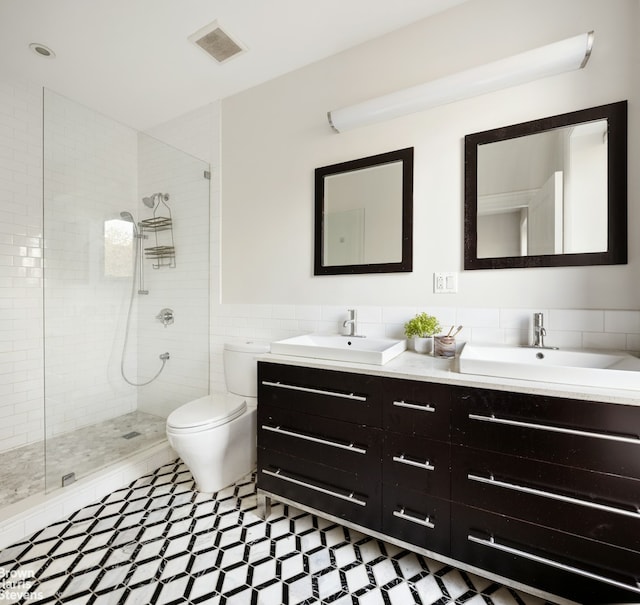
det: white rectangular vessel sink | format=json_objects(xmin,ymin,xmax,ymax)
[
  {"xmin": 459, "ymin": 343, "xmax": 640, "ymax": 390},
  {"xmin": 270, "ymin": 334, "xmax": 406, "ymax": 365}
]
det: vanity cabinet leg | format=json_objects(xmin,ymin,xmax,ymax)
[{"xmin": 257, "ymin": 493, "xmax": 271, "ymax": 519}]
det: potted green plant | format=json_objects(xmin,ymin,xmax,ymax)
[{"xmin": 404, "ymin": 312, "xmax": 441, "ymax": 354}]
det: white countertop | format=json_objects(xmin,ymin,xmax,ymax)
[{"xmin": 260, "ymin": 350, "xmax": 640, "ymax": 406}]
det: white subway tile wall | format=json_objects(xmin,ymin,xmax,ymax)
[
  {"xmin": 135, "ymin": 133, "xmax": 210, "ymax": 418},
  {"xmin": 43, "ymin": 89, "xmax": 139, "ymax": 439},
  {"xmin": 210, "ymin": 304, "xmax": 640, "ymax": 392},
  {"xmin": 0, "ymin": 77, "xmax": 44, "ymax": 453}
]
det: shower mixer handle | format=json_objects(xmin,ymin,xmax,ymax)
[{"xmin": 156, "ymin": 308, "xmax": 174, "ymax": 327}]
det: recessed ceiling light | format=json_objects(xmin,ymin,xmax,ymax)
[{"xmin": 29, "ymin": 43, "xmax": 56, "ymax": 58}]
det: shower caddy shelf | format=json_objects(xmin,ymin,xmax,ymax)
[{"xmin": 140, "ymin": 199, "xmax": 175, "ymax": 269}]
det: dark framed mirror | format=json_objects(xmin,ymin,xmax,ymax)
[
  {"xmin": 314, "ymin": 147, "xmax": 413, "ymax": 275},
  {"xmin": 464, "ymin": 101, "xmax": 627, "ymax": 270}
]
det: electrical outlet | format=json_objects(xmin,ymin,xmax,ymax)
[{"xmin": 434, "ymin": 272, "xmax": 458, "ymax": 293}]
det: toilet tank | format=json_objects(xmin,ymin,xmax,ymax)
[{"xmin": 223, "ymin": 341, "xmax": 270, "ymax": 397}]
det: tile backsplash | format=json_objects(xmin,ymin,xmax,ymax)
[{"xmin": 209, "ymin": 303, "xmax": 640, "ymax": 392}]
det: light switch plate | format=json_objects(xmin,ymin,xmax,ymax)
[{"xmin": 434, "ymin": 272, "xmax": 458, "ymax": 293}]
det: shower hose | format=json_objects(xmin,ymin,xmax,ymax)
[{"xmin": 120, "ymin": 225, "xmax": 169, "ymax": 387}]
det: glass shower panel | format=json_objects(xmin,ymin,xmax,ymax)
[
  {"xmin": 135, "ymin": 133, "xmax": 210, "ymax": 419},
  {"xmin": 0, "ymin": 95, "xmax": 45, "ymax": 512},
  {"xmin": 43, "ymin": 90, "xmax": 210, "ymax": 492}
]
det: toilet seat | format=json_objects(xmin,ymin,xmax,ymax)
[{"xmin": 166, "ymin": 393, "xmax": 247, "ymax": 433}]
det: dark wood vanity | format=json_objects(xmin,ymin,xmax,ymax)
[
  {"xmin": 450, "ymin": 386, "xmax": 640, "ymax": 603},
  {"xmin": 256, "ymin": 360, "xmax": 640, "ymax": 604}
]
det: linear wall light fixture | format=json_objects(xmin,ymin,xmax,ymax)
[{"xmin": 328, "ymin": 31, "xmax": 594, "ymax": 133}]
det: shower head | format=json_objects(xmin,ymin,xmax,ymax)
[
  {"xmin": 120, "ymin": 211, "xmax": 139, "ymax": 236},
  {"xmin": 142, "ymin": 192, "xmax": 169, "ymax": 208}
]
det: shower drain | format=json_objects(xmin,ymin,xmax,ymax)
[{"xmin": 122, "ymin": 431, "xmax": 141, "ymax": 439}]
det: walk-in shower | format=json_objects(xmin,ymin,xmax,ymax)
[{"xmin": 0, "ymin": 90, "xmax": 210, "ymax": 513}]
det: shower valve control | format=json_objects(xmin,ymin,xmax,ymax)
[{"xmin": 156, "ymin": 308, "xmax": 174, "ymax": 327}]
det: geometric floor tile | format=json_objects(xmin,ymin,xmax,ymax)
[{"xmin": 0, "ymin": 460, "xmax": 554, "ymax": 604}]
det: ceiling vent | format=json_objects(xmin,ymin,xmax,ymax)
[{"xmin": 189, "ymin": 20, "xmax": 246, "ymax": 64}]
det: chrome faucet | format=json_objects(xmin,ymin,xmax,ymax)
[
  {"xmin": 532, "ymin": 312, "xmax": 558, "ymax": 349},
  {"xmin": 343, "ymin": 309, "xmax": 359, "ymax": 337},
  {"xmin": 533, "ymin": 313, "xmax": 546, "ymax": 347}
]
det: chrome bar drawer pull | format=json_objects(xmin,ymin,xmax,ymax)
[
  {"xmin": 261, "ymin": 424, "xmax": 367, "ymax": 454},
  {"xmin": 393, "ymin": 400, "xmax": 436, "ymax": 413},
  {"xmin": 393, "ymin": 454, "xmax": 435, "ymax": 471},
  {"xmin": 262, "ymin": 380, "xmax": 367, "ymax": 402},
  {"xmin": 262, "ymin": 468, "xmax": 366, "ymax": 506},
  {"xmin": 468, "ymin": 534, "xmax": 640, "ymax": 595},
  {"xmin": 469, "ymin": 413, "xmax": 640, "ymax": 445},
  {"xmin": 468, "ymin": 473, "xmax": 640, "ymax": 519},
  {"xmin": 393, "ymin": 508, "xmax": 435, "ymax": 529}
]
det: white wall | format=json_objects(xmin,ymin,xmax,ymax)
[
  {"xmin": 135, "ymin": 133, "xmax": 210, "ymax": 417},
  {"xmin": 564, "ymin": 124, "xmax": 608, "ymax": 253},
  {"xmin": 43, "ymin": 89, "xmax": 139, "ymax": 437},
  {"xmin": 0, "ymin": 76, "xmax": 43, "ymax": 452},
  {"xmin": 220, "ymin": 0, "xmax": 639, "ymax": 311},
  {"xmin": 144, "ymin": 102, "xmax": 223, "ymax": 393},
  {"xmin": 144, "ymin": 103, "xmax": 217, "ymax": 168}
]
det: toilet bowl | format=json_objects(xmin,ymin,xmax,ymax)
[{"xmin": 166, "ymin": 341, "xmax": 269, "ymax": 493}]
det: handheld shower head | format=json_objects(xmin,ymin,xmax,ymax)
[{"xmin": 120, "ymin": 211, "xmax": 139, "ymax": 236}]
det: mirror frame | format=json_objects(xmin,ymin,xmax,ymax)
[
  {"xmin": 314, "ymin": 147, "xmax": 413, "ymax": 275},
  {"xmin": 464, "ymin": 101, "xmax": 627, "ymax": 270}
]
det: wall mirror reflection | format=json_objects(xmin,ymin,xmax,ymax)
[
  {"xmin": 464, "ymin": 101, "xmax": 627, "ymax": 270},
  {"xmin": 314, "ymin": 147, "xmax": 413, "ymax": 275}
]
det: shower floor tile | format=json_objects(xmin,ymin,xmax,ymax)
[
  {"xmin": 0, "ymin": 412, "xmax": 166, "ymax": 509},
  {"xmin": 0, "ymin": 460, "xmax": 554, "ymax": 605}
]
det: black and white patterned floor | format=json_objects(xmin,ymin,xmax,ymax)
[{"xmin": 0, "ymin": 460, "xmax": 552, "ymax": 604}]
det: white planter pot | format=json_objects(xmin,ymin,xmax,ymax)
[{"xmin": 413, "ymin": 336, "xmax": 434, "ymax": 354}]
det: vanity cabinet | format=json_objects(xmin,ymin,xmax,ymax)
[
  {"xmin": 257, "ymin": 361, "xmax": 640, "ymax": 603},
  {"xmin": 451, "ymin": 387, "xmax": 640, "ymax": 478},
  {"xmin": 451, "ymin": 386, "xmax": 640, "ymax": 604},
  {"xmin": 257, "ymin": 363, "xmax": 452, "ymax": 554},
  {"xmin": 257, "ymin": 362, "xmax": 384, "ymax": 529},
  {"xmin": 380, "ymin": 378, "xmax": 451, "ymax": 553}
]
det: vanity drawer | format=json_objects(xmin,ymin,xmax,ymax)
[
  {"xmin": 451, "ymin": 503, "xmax": 640, "ymax": 604},
  {"xmin": 452, "ymin": 387, "xmax": 640, "ymax": 478},
  {"xmin": 382, "ymin": 377, "xmax": 451, "ymax": 439},
  {"xmin": 452, "ymin": 445, "xmax": 640, "ymax": 553},
  {"xmin": 259, "ymin": 362, "xmax": 382, "ymax": 426},
  {"xmin": 382, "ymin": 485, "xmax": 449, "ymax": 555},
  {"xmin": 383, "ymin": 432, "xmax": 449, "ymax": 498},
  {"xmin": 258, "ymin": 448, "xmax": 381, "ymax": 530},
  {"xmin": 258, "ymin": 404, "xmax": 382, "ymax": 477}
]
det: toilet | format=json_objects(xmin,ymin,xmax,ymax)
[{"xmin": 166, "ymin": 341, "xmax": 269, "ymax": 493}]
